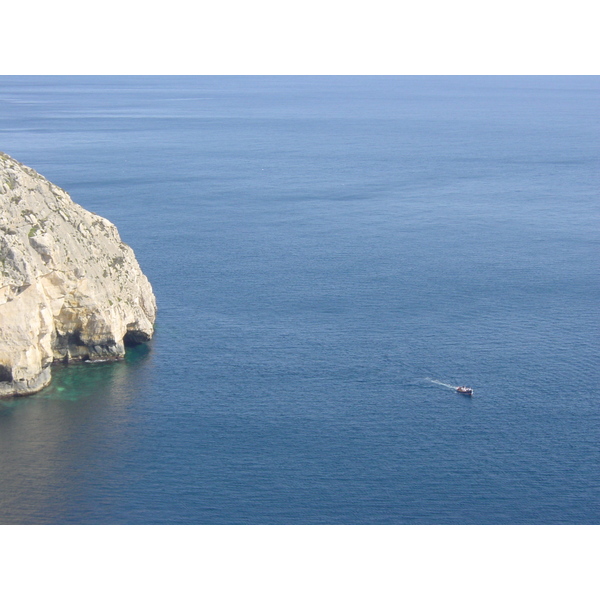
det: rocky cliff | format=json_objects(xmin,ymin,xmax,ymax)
[{"xmin": 0, "ymin": 152, "xmax": 156, "ymax": 397}]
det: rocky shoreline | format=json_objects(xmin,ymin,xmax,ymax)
[{"xmin": 0, "ymin": 152, "xmax": 156, "ymax": 397}]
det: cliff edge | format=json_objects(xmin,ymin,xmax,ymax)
[{"xmin": 0, "ymin": 152, "xmax": 156, "ymax": 397}]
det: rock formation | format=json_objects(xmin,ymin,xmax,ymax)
[{"xmin": 0, "ymin": 152, "xmax": 156, "ymax": 397}]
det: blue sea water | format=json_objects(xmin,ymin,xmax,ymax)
[{"xmin": 0, "ymin": 76, "xmax": 598, "ymax": 524}]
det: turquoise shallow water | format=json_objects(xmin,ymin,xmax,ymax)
[{"xmin": 0, "ymin": 76, "xmax": 599, "ymax": 523}]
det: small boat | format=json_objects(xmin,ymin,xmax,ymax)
[{"xmin": 456, "ymin": 386, "xmax": 473, "ymax": 395}]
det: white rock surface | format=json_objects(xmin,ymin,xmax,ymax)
[{"xmin": 0, "ymin": 152, "xmax": 156, "ymax": 397}]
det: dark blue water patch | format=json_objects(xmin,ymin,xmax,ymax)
[{"xmin": 0, "ymin": 76, "xmax": 599, "ymax": 524}]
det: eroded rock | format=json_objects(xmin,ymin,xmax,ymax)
[{"xmin": 0, "ymin": 152, "xmax": 156, "ymax": 397}]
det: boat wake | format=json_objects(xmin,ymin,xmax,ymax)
[
  {"xmin": 427, "ymin": 379, "xmax": 474, "ymax": 396},
  {"xmin": 427, "ymin": 379, "xmax": 458, "ymax": 390}
]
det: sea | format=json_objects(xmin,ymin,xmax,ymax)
[{"xmin": 0, "ymin": 76, "xmax": 598, "ymax": 524}]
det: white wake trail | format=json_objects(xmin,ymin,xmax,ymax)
[{"xmin": 428, "ymin": 379, "xmax": 457, "ymax": 390}]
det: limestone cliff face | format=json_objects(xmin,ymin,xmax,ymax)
[{"xmin": 0, "ymin": 152, "xmax": 156, "ymax": 397}]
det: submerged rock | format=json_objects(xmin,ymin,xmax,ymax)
[{"xmin": 0, "ymin": 152, "xmax": 156, "ymax": 397}]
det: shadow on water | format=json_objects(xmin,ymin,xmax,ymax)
[
  {"xmin": 0, "ymin": 343, "xmax": 152, "ymax": 412},
  {"xmin": 0, "ymin": 343, "xmax": 153, "ymax": 524}
]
